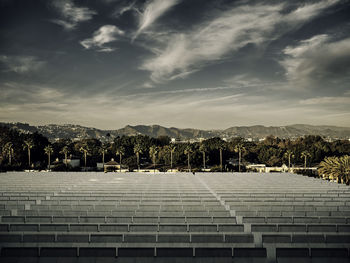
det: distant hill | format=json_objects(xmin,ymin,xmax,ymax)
[
  {"xmin": 222, "ymin": 124, "xmax": 350, "ymax": 139},
  {"xmin": 116, "ymin": 125, "xmax": 218, "ymax": 139},
  {"xmin": 1, "ymin": 122, "xmax": 349, "ymax": 141}
]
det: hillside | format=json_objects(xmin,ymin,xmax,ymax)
[
  {"xmin": 1, "ymin": 122, "xmax": 349, "ymax": 141},
  {"xmin": 222, "ymin": 124, "xmax": 350, "ymax": 139}
]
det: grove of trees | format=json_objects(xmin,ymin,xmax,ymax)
[{"xmin": 1, "ymin": 126, "xmax": 349, "ymax": 183}]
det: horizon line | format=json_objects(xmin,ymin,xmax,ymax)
[{"xmin": 1, "ymin": 121, "xmax": 350, "ymax": 131}]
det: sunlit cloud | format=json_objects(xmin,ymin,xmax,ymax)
[
  {"xmin": 133, "ymin": 0, "xmax": 180, "ymax": 40},
  {"xmin": 80, "ymin": 25, "xmax": 124, "ymax": 52}
]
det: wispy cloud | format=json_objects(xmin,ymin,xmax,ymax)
[
  {"xmin": 51, "ymin": 0, "xmax": 96, "ymax": 30},
  {"xmin": 281, "ymin": 34, "xmax": 329, "ymax": 82},
  {"xmin": 0, "ymin": 82, "xmax": 65, "ymax": 102},
  {"xmin": 280, "ymin": 35, "xmax": 350, "ymax": 88},
  {"xmin": 0, "ymin": 55, "xmax": 45, "ymax": 73},
  {"xmin": 284, "ymin": 0, "xmax": 340, "ymax": 23},
  {"xmin": 140, "ymin": 0, "xmax": 340, "ymax": 83},
  {"xmin": 133, "ymin": 0, "xmax": 180, "ymax": 40},
  {"xmin": 223, "ymin": 75, "xmax": 285, "ymax": 90},
  {"xmin": 118, "ymin": 86, "xmax": 239, "ymax": 99},
  {"xmin": 186, "ymin": 94, "xmax": 244, "ymax": 107},
  {"xmin": 300, "ymin": 96, "xmax": 350, "ymax": 105},
  {"xmin": 113, "ymin": 0, "xmax": 138, "ymax": 17},
  {"xmin": 1, "ymin": 78, "xmax": 349, "ymax": 129},
  {"xmin": 80, "ymin": 25, "xmax": 124, "ymax": 52}
]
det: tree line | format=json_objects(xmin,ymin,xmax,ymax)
[{"xmin": 0, "ymin": 126, "xmax": 349, "ymax": 175}]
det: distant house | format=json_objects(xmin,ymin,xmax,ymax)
[
  {"xmin": 133, "ymin": 169, "xmax": 161, "ymax": 173},
  {"xmin": 246, "ymin": 164, "xmax": 289, "ymax": 173},
  {"xmin": 266, "ymin": 164, "xmax": 289, "ymax": 173},
  {"xmin": 104, "ymin": 159, "xmax": 119, "ymax": 172},
  {"xmin": 166, "ymin": 169, "xmax": 179, "ymax": 173},
  {"xmin": 171, "ymin": 137, "xmax": 181, "ymax": 143},
  {"xmin": 104, "ymin": 158, "xmax": 128, "ymax": 172},
  {"xmin": 246, "ymin": 164, "xmax": 266, "ymax": 173}
]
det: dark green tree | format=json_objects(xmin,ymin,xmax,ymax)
[
  {"xmin": 44, "ymin": 145, "xmax": 53, "ymax": 170},
  {"xmin": 23, "ymin": 139, "xmax": 34, "ymax": 168},
  {"xmin": 184, "ymin": 145, "xmax": 193, "ymax": 172},
  {"xmin": 134, "ymin": 143, "xmax": 143, "ymax": 171},
  {"xmin": 116, "ymin": 146, "xmax": 125, "ymax": 172}
]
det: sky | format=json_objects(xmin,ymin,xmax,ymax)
[{"xmin": 0, "ymin": 0, "xmax": 349, "ymax": 130}]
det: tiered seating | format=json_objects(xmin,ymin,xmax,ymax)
[{"xmin": 0, "ymin": 172, "xmax": 349, "ymax": 262}]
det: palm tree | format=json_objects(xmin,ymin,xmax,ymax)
[
  {"xmin": 318, "ymin": 155, "xmax": 350, "ymax": 184},
  {"xmin": 184, "ymin": 145, "xmax": 193, "ymax": 172},
  {"xmin": 301, "ymin": 150, "xmax": 311, "ymax": 168},
  {"xmin": 165, "ymin": 144, "xmax": 176, "ymax": 171},
  {"xmin": 218, "ymin": 141, "xmax": 226, "ymax": 172},
  {"xmin": 134, "ymin": 143, "xmax": 143, "ymax": 171},
  {"xmin": 318, "ymin": 156, "xmax": 337, "ymax": 181},
  {"xmin": 44, "ymin": 145, "xmax": 53, "ymax": 170},
  {"xmin": 99, "ymin": 144, "xmax": 108, "ymax": 169},
  {"xmin": 116, "ymin": 146, "xmax": 125, "ymax": 172},
  {"xmin": 339, "ymin": 155, "xmax": 350, "ymax": 184},
  {"xmin": 169, "ymin": 144, "xmax": 176, "ymax": 171},
  {"xmin": 284, "ymin": 150, "xmax": 294, "ymax": 171},
  {"xmin": 234, "ymin": 143, "xmax": 245, "ymax": 172},
  {"xmin": 4, "ymin": 142, "xmax": 13, "ymax": 166},
  {"xmin": 199, "ymin": 143, "xmax": 207, "ymax": 170},
  {"xmin": 149, "ymin": 145, "xmax": 158, "ymax": 172},
  {"xmin": 80, "ymin": 145, "xmax": 90, "ymax": 171},
  {"xmin": 23, "ymin": 139, "xmax": 34, "ymax": 168},
  {"xmin": 60, "ymin": 146, "xmax": 69, "ymax": 167}
]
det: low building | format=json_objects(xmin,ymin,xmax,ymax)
[
  {"xmin": 246, "ymin": 164, "xmax": 266, "ymax": 173},
  {"xmin": 133, "ymin": 169, "xmax": 161, "ymax": 173},
  {"xmin": 266, "ymin": 164, "xmax": 289, "ymax": 173},
  {"xmin": 246, "ymin": 164, "xmax": 289, "ymax": 173},
  {"xmin": 171, "ymin": 137, "xmax": 181, "ymax": 143},
  {"xmin": 104, "ymin": 159, "xmax": 120, "ymax": 172},
  {"xmin": 166, "ymin": 169, "xmax": 179, "ymax": 173}
]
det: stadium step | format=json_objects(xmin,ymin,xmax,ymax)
[{"xmin": 0, "ymin": 172, "xmax": 349, "ymax": 262}]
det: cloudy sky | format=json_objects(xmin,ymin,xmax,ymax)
[{"xmin": 0, "ymin": 0, "xmax": 349, "ymax": 129}]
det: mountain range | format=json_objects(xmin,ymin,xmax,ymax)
[{"xmin": 1, "ymin": 122, "xmax": 350, "ymax": 141}]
